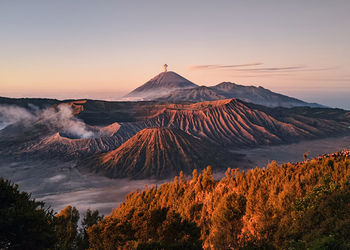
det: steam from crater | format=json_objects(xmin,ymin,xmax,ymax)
[
  {"xmin": 40, "ymin": 104, "xmax": 95, "ymax": 138},
  {"xmin": 0, "ymin": 104, "xmax": 95, "ymax": 138},
  {"xmin": 0, "ymin": 105, "xmax": 34, "ymax": 130}
]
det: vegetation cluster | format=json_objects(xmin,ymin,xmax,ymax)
[{"xmin": 1, "ymin": 152, "xmax": 350, "ymax": 249}]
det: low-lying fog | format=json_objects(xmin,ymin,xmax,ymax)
[
  {"xmin": 1, "ymin": 136, "xmax": 350, "ymax": 216},
  {"xmin": 0, "ymin": 158, "xmax": 167, "ymax": 215},
  {"xmin": 232, "ymin": 135, "xmax": 350, "ymax": 167}
]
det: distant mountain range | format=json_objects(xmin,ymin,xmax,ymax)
[{"xmin": 124, "ymin": 71, "xmax": 325, "ymax": 108}]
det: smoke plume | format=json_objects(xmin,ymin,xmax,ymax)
[
  {"xmin": 0, "ymin": 105, "xmax": 34, "ymax": 130},
  {"xmin": 0, "ymin": 104, "xmax": 95, "ymax": 139}
]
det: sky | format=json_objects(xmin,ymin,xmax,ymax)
[{"xmin": 0, "ymin": 0, "xmax": 349, "ymax": 108}]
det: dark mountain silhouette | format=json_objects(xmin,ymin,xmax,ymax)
[
  {"xmin": 157, "ymin": 82, "xmax": 325, "ymax": 108},
  {"xmin": 125, "ymin": 71, "xmax": 197, "ymax": 100},
  {"xmin": 0, "ymin": 96, "xmax": 60, "ymax": 109},
  {"xmin": 79, "ymin": 127, "xmax": 244, "ymax": 179}
]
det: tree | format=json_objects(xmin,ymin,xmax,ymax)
[
  {"xmin": 0, "ymin": 178, "xmax": 57, "ymax": 249},
  {"xmin": 200, "ymin": 166, "xmax": 214, "ymax": 191},
  {"xmin": 303, "ymin": 151, "xmax": 310, "ymax": 161},
  {"xmin": 87, "ymin": 207, "xmax": 202, "ymax": 249},
  {"xmin": 77, "ymin": 208, "xmax": 103, "ymax": 250},
  {"xmin": 209, "ymin": 193, "xmax": 246, "ymax": 249},
  {"xmin": 158, "ymin": 210, "xmax": 202, "ymax": 249},
  {"xmin": 55, "ymin": 205, "xmax": 80, "ymax": 249},
  {"xmin": 87, "ymin": 217, "xmax": 134, "ymax": 249},
  {"xmin": 280, "ymin": 179, "xmax": 350, "ymax": 249}
]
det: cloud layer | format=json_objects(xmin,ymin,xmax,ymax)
[
  {"xmin": 189, "ymin": 63, "xmax": 338, "ymax": 74},
  {"xmin": 189, "ymin": 63, "xmax": 262, "ymax": 70}
]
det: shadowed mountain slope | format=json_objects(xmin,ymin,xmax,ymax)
[
  {"xmin": 0, "ymin": 96, "xmax": 61, "ymax": 109},
  {"xmin": 79, "ymin": 127, "xmax": 244, "ymax": 179},
  {"xmin": 156, "ymin": 82, "xmax": 324, "ymax": 108},
  {"xmin": 71, "ymin": 100, "xmax": 183, "ymax": 125}
]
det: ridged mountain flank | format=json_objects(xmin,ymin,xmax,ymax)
[
  {"xmin": 131, "ymin": 99, "xmax": 350, "ymax": 147},
  {"xmin": 125, "ymin": 71, "xmax": 197, "ymax": 100},
  {"xmin": 79, "ymin": 127, "xmax": 241, "ymax": 179}
]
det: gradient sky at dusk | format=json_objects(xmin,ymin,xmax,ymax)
[{"xmin": 0, "ymin": 1, "xmax": 349, "ymax": 108}]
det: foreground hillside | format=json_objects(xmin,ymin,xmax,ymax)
[
  {"xmin": 1, "ymin": 151, "xmax": 350, "ymax": 249},
  {"xmin": 89, "ymin": 151, "xmax": 350, "ymax": 249}
]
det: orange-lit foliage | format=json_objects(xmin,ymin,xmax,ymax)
[{"xmin": 88, "ymin": 154, "xmax": 350, "ymax": 249}]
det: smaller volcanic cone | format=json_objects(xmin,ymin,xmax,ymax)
[{"xmin": 78, "ymin": 127, "xmax": 242, "ymax": 179}]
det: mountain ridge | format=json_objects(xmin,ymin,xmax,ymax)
[
  {"xmin": 157, "ymin": 81, "xmax": 325, "ymax": 108},
  {"xmin": 117, "ymin": 98, "xmax": 350, "ymax": 148}
]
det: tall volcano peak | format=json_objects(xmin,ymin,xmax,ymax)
[{"xmin": 125, "ymin": 70, "xmax": 197, "ymax": 100}]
